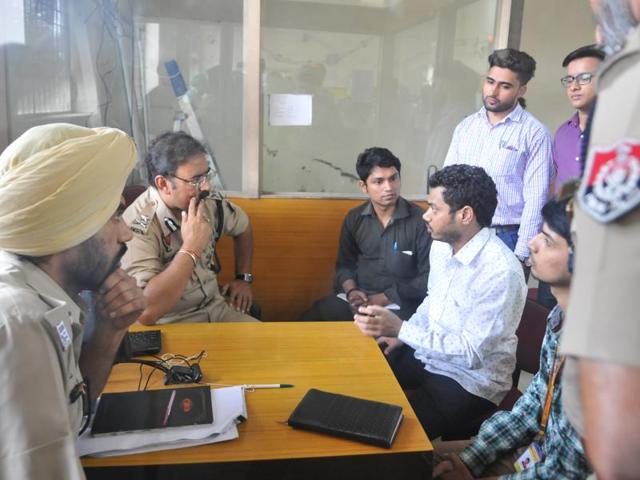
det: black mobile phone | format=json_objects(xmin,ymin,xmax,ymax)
[{"xmin": 196, "ymin": 190, "xmax": 209, "ymax": 205}]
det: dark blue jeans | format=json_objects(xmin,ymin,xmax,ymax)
[{"xmin": 495, "ymin": 226, "xmax": 519, "ymax": 251}]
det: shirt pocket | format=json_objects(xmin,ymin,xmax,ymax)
[
  {"xmin": 387, "ymin": 249, "xmax": 418, "ymax": 278},
  {"xmin": 490, "ymin": 144, "xmax": 526, "ymax": 179}
]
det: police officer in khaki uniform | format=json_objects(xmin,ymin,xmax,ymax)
[
  {"xmin": 121, "ymin": 131, "xmax": 257, "ymax": 324},
  {"xmin": 560, "ymin": 1, "xmax": 640, "ymax": 478},
  {"xmin": 0, "ymin": 124, "xmax": 145, "ymax": 478}
]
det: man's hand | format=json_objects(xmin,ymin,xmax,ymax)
[
  {"xmin": 368, "ymin": 292, "xmax": 390, "ymax": 307},
  {"xmin": 221, "ymin": 280, "xmax": 253, "ymax": 313},
  {"xmin": 95, "ymin": 268, "xmax": 146, "ymax": 331},
  {"xmin": 347, "ymin": 289, "xmax": 368, "ymax": 311},
  {"xmin": 376, "ymin": 336, "xmax": 404, "ymax": 355},
  {"xmin": 353, "ymin": 305, "xmax": 403, "ymax": 338},
  {"xmin": 180, "ymin": 196, "xmax": 213, "ymax": 256},
  {"xmin": 433, "ymin": 454, "xmax": 474, "ymax": 480}
]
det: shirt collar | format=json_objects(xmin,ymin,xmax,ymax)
[
  {"xmin": 479, "ymin": 102, "xmax": 524, "ymax": 126},
  {"xmin": 149, "ymin": 187, "xmax": 180, "ymax": 237},
  {"xmin": 450, "ymin": 227, "xmax": 492, "ymax": 266},
  {"xmin": 0, "ymin": 251, "xmax": 82, "ymax": 322},
  {"xmin": 361, "ymin": 197, "xmax": 410, "ymax": 221},
  {"xmin": 548, "ymin": 304, "xmax": 564, "ymax": 332},
  {"xmin": 568, "ymin": 112, "xmax": 580, "ymax": 128}
]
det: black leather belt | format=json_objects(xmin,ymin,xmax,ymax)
[{"xmin": 492, "ymin": 224, "xmax": 519, "ymax": 233}]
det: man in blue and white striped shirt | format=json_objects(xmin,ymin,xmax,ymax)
[{"xmin": 444, "ymin": 49, "xmax": 553, "ymax": 266}]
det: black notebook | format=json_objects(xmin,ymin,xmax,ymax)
[
  {"xmin": 91, "ymin": 386, "xmax": 213, "ymax": 436},
  {"xmin": 287, "ymin": 388, "xmax": 403, "ymax": 448}
]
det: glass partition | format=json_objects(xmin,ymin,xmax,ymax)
[
  {"xmin": 136, "ymin": 1, "xmax": 244, "ymax": 190},
  {"xmin": 261, "ymin": 0, "xmax": 498, "ymax": 195}
]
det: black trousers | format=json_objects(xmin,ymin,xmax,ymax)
[
  {"xmin": 386, "ymin": 344, "xmax": 495, "ymax": 440},
  {"xmin": 298, "ymin": 295, "xmax": 417, "ymax": 321}
]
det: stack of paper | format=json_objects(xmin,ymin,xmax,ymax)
[{"xmin": 78, "ymin": 386, "xmax": 246, "ymax": 457}]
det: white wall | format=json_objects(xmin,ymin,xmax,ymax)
[{"xmin": 519, "ymin": 0, "xmax": 597, "ymax": 135}]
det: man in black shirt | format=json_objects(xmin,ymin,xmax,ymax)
[{"xmin": 300, "ymin": 147, "xmax": 431, "ymax": 321}]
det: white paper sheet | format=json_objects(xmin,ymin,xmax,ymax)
[
  {"xmin": 78, "ymin": 386, "xmax": 246, "ymax": 457},
  {"xmin": 336, "ymin": 293, "xmax": 400, "ymax": 310},
  {"xmin": 269, "ymin": 94, "xmax": 312, "ymax": 126}
]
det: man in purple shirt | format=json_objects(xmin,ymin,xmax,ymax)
[
  {"xmin": 539, "ymin": 45, "xmax": 604, "ymax": 308},
  {"xmin": 553, "ymin": 45, "xmax": 605, "ymax": 192}
]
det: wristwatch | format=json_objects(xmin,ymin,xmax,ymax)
[{"xmin": 236, "ymin": 273, "xmax": 254, "ymax": 283}]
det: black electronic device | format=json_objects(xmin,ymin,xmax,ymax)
[
  {"xmin": 127, "ymin": 330, "xmax": 162, "ymax": 356},
  {"xmin": 288, "ymin": 389, "xmax": 403, "ymax": 448},
  {"xmin": 165, "ymin": 364, "xmax": 204, "ymax": 385},
  {"xmin": 196, "ymin": 190, "xmax": 209, "ymax": 204},
  {"xmin": 91, "ymin": 386, "xmax": 213, "ymax": 436}
]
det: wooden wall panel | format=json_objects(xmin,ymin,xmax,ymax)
[{"xmin": 216, "ymin": 198, "xmax": 364, "ymax": 321}]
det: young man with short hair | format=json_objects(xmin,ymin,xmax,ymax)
[
  {"xmin": 355, "ymin": 164, "xmax": 526, "ymax": 439},
  {"xmin": 300, "ymin": 147, "xmax": 430, "ymax": 321},
  {"xmin": 432, "ymin": 196, "xmax": 592, "ymax": 479},
  {"xmin": 538, "ymin": 44, "xmax": 604, "ymax": 309},
  {"xmin": 444, "ymin": 49, "xmax": 553, "ymax": 269},
  {"xmin": 553, "ymin": 45, "xmax": 604, "ymax": 191}
]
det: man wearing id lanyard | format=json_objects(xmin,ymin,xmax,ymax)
[{"xmin": 431, "ymin": 195, "xmax": 591, "ymax": 479}]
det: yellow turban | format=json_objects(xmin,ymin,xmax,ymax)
[{"xmin": 0, "ymin": 123, "xmax": 137, "ymax": 256}]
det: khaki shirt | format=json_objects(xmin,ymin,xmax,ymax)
[
  {"xmin": 561, "ymin": 26, "xmax": 640, "ymax": 437},
  {"xmin": 0, "ymin": 251, "xmax": 86, "ymax": 480},
  {"xmin": 121, "ymin": 187, "xmax": 254, "ymax": 323}
]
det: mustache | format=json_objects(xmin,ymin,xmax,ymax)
[{"xmin": 97, "ymin": 244, "xmax": 128, "ymax": 289}]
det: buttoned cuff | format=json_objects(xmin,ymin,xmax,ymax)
[
  {"xmin": 397, "ymin": 320, "xmax": 424, "ymax": 350},
  {"xmin": 459, "ymin": 441, "xmax": 489, "ymax": 477},
  {"xmin": 514, "ymin": 242, "xmax": 529, "ymax": 259}
]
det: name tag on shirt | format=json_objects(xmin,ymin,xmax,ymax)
[
  {"xmin": 56, "ymin": 320, "xmax": 72, "ymax": 351},
  {"xmin": 514, "ymin": 441, "xmax": 544, "ymax": 472}
]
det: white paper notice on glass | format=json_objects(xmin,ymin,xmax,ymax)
[{"xmin": 269, "ymin": 94, "xmax": 313, "ymax": 126}]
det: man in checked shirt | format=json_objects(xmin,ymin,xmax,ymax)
[
  {"xmin": 431, "ymin": 196, "xmax": 591, "ymax": 479},
  {"xmin": 443, "ymin": 49, "xmax": 553, "ymax": 275}
]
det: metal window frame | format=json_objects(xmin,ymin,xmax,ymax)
[{"xmin": 202, "ymin": 0, "xmax": 524, "ymax": 199}]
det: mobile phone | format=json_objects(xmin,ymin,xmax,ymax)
[{"xmin": 196, "ymin": 191, "xmax": 209, "ymax": 205}]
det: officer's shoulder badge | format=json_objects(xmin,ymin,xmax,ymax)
[
  {"xmin": 130, "ymin": 203, "xmax": 157, "ymax": 235},
  {"xmin": 579, "ymin": 138, "xmax": 640, "ymax": 222}
]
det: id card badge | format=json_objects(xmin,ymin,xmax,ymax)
[{"xmin": 514, "ymin": 441, "xmax": 544, "ymax": 472}]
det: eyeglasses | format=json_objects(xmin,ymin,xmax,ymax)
[
  {"xmin": 170, "ymin": 168, "xmax": 211, "ymax": 188},
  {"xmin": 560, "ymin": 72, "xmax": 595, "ymax": 88}
]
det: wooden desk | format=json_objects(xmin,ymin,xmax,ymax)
[{"xmin": 83, "ymin": 322, "xmax": 432, "ymax": 479}]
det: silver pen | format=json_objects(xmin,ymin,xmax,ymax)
[{"xmin": 243, "ymin": 384, "xmax": 294, "ymax": 389}]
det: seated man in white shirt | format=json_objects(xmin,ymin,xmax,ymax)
[{"xmin": 354, "ymin": 164, "xmax": 526, "ymax": 439}]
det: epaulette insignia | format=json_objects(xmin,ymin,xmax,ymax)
[
  {"xmin": 579, "ymin": 139, "xmax": 640, "ymax": 222},
  {"xmin": 130, "ymin": 214, "xmax": 152, "ymax": 235}
]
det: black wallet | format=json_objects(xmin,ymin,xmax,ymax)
[
  {"xmin": 91, "ymin": 386, "xmax": 213, "ymax": 435},
  {"xmin": 287, "ymin": 388, "xmax": 403, "ymax": 448}
]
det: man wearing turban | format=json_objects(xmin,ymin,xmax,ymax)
[{"xmin": 0, "ymin": 123, "xmax": 145, "ymax": 478}]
